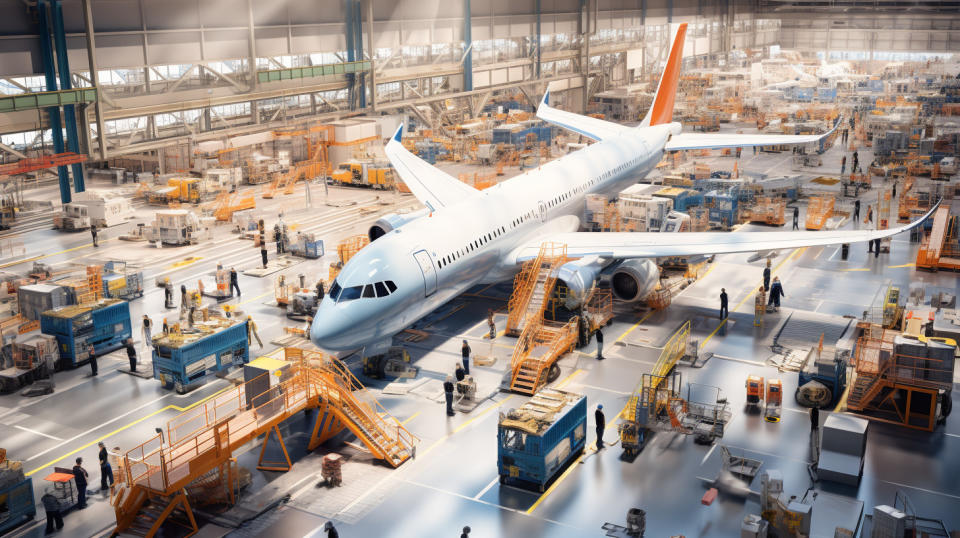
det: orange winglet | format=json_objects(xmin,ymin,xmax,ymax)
[{"xmin": 647, "ymin": 23, "xmax": 687, "ymax": 126}]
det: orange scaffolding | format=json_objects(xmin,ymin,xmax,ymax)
[
  {"xmin": 743, "ymin": 197, "xmax": 785, "ymax": 226},
  {"xmin": 505, "ymin": 243, "xmax": 568, "ymax": 336},
  {"xmin": 804, "ymin": 196, "xmax": 834, "ymax": 230},
  {"xmin": 916, "ymin": 206, "xmax": 959, "ymax": 271},
  {"xmin": 112, "ymin": 348, "xmax": 416, "ymax": 537}
]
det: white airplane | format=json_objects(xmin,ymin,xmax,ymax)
[{"xmin": 310, "ymin": 23, "xmax": 936, "ymax": 355}]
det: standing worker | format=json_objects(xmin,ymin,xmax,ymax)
[
  {"xmin": 768, "ymin": 277, "xmax": 785, "ymax": 311},
  {"xmin": 460, "ymin": 340, "xmax": 471, "ymax": 375},
  {"xmin": 246, "ymin": 316, "xmax": 263, "ymax": 349},
  {"xmin": 763, "ymin": 259, "xmax": 771, "ymax": 292},
  {"xmin": 455, "ymin": 362, "xmax": 465, "ymax": 382},
  {"xmin": 142, "ymin": 315, "xmax": 152, "ymax": 354},
  {"xmin": 841, "ymin": 155, "xmax": 847, "ymax": 175},
  {"xmin": 792, "ymin": 206, "xmax": 799, "ymax": 230},
  {"xmin": 873, "ymin": 238, "xmax": 881, "ymax": 258},
  {"xmin": 865, "ymin": 204, "xmax": 873, "ymax": 224},
  {"xmin": 164, "ymin": 279, "xmax": 174, "ymax": 309},
  {"xmin": 125, "ymin": 338, "xmax": 137, "ymax": 373},
  {"xmin": 323, "ymin": 521, "xmax": 339, "ymax": 538},
  {"xmin": 259, "ymin": 219, "xmax": 268, "ymax": 269},
  {"xmin": 852, "ymin": 150, "xmax": 859, "ymax": 173},
  {"xmin": 487, "ymin": 309, "xmax": 497, "ymax": 339},
  {"xmin": 274, "ymin": 223, "xmax": 283, "ymax": 254},
  {"xmin": 595, "ymin": 327, "xmax": 604, "ymax": 360},
  {"xmin": 90, "ymin": 224, "xmax": 99, "ymax": 247},
  {"xmin": 73, "ymin": 458, "xmax": 89, "ymax": 509},
  {"xmin": 810, "ymin": 405, "xmax": 821, "ymax": 462},
  {"xmin": 595, "ymin": 404, "xmax": 606, "ymax": 450},
  {"xmin": 42, "ymin": 491, "xmax": 64, "ymax": 534},
  {"xmin": 98, "ymin": 442, "xmax": 114, "ymax": 491},
  {"xmin": 444, "ymin": 375, "xmax": 455, "ymax": 416},
  {"xmin": 736, "ymin": 146, "xmax": 742, "ymax": 159},
  {"xmin": 315, "ymin": 280, "xmax": 325, "ymax": 301},
  {"xmin": 88, "ymin": 344, "xmax": 98, "ymax": 376},
  {"xmin": 719, "ymin": 288, "xmax": 729, "ymax": 320},
  {"xmin": 853, "ymin": 199, "xmax": 860, "ymax": 222},
  {"xmin": 180, "ymin": 284, "xmax": 188, "ymax": 311},
  {"xmin": 230, "ymin": 267, "xmax": 241, "ymax": 297}
]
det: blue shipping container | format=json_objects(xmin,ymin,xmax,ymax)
[
  {"xmin": 0, "ymin": 478, "xmax": 35, "ymax": 534},
  {"xmin": 498, "ymin": 390, "xmax": 586, "ymax": 492},
  {"xmin": 41, "ymin": 300, "xmax": 132, "ymax": 368},
  {"xmin": 152, "ymin": 320, "xmax": 250, "ymax": 393}
]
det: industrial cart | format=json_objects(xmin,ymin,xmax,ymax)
[
  {"xmin": 40, "ymin": 299, "xmax": 132, "ymax": 369},
  {"xmin": 497, "ymin": 389, "xmax": 586, "ymax": 492},
  {"xmin": 100, "ymin": 261, "xmax": 144, "ymax": 300},
  {"xmin": 152, "ymin": 319, "xmax": 249, "ymax": 393},
  {"xmin": 0, "ymin": 476, "xmax": 35, "ymax": 533}
]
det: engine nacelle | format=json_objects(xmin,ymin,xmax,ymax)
[
  {"xmin": 610, "ymin": 259, "xmax": 660, "ymax": 303},
  {"xmin": 368, "ymin": 208, "xmax": 430, "ymax": 242},
  {"xmin": 555, "ymin": 256, "xmax": 605, "ymax": 309}
]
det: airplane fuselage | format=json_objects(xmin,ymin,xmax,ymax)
[{"xmin": 310, "ymin": 123, "xmax": 674, "ymax": 353}]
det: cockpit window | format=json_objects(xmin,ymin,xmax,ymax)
[
  {"xmin": 339, "ymin": 285, "xmax": 362, "ymax": 302},
  {"xmin": 375, "ymin": 282, "xmax": 388, "ymax": 297},
  {"xmin": 385, "ymin": 280, "xmax": 397, "ymax": 293},
  {"xmin": 329, "ymin": 281, "xmax": 342, "ymax": 301},
  {"xmin": 362, "ymin": 284, "xmax": 375, "ymax": 298}
]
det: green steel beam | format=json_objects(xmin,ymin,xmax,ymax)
[
  {"xmin": 0, "ymin": 87, "xmax": 97, "ymax": 113},
  {"xmin": 257, "ymin": 60, "xmax": 371, "ymax": 84}
]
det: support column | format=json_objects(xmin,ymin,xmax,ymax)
[
  {"xmin": 247, "ymin": 0, "xmax": 257, "ymax": 90},
  {"xmin": 365, "ymin": 0, "xmax": 376, "ymax": 111},
  {"xmin": 535, "ymin": 0, "xmax": 541, "ymax": 79},
  {"xmin": 345, "ymin": 0, "xmax": 356, "ymax": 110},
  {"xmin": 463, "ymin": 0, "xmax": 472, "ymax": 91},
  {"xmin": 354, "ymin": 0, "xmax": 365, "ymax": 109},
  {"xmin": 36, "ymin": 0, "xmax": 70, "ymax": 204},
  {"xmin": 81, "ymin": 0, "xmax": 107, "ymax": 161},
  {"xmin": 53, "ymin": 0, "xmax": 85, "ymax": 192}
]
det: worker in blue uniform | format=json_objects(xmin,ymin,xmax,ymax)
[
  {"xmin": 444, "ymin": 376, "xmax": 455, "ymax": 416},
  {"xmin": 768, "ymin": 277, "xmax": 785, "ymax": 311},
  {"xmin": 763, "ymin": 259, "xmax": 771, "ymax": 292},
  {"xmin": 460, "ymin": 340, "xmax": 471, "ymax": 375},
  {"xmin": 595, "ymin": 404, "xmax": 606, "ymax": 449}
]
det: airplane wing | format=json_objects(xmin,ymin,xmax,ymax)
[
  {"xmin": 384, "ymin": 126, "xmax": 480, "ymax": 212},
  {"xmin": 535, "ymin": 90, "xmax": 634, "ymax": 141},
  {"xmin": 510, "ymin": 202, "xmax": 937, "ymax": 263},
  {"xmin": 665, "ymin": 117, "xmax": 841, "ymax": 151}
]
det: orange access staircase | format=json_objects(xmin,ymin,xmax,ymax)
[
  {"xmin": 112, "ymin": 348, "xmax": 416, "ymax": 537},
  {"xmin": 210, "ymin": 190, "xmax": 256, "ymax": 221},
  {"xmin": 263, "ymin": 161, "xmax": 327, "ymax": 199},
  {"xmin": 505, "ymin": 243, "xmax": 568, "ymax": 336},
  {"xmin": 916, "ymin": 206, "xmax": 959, "ymax": 271},
  {"xmin": 508, "ymin": 317, "xmax": 579, "ymax": 394},
  {"xmin": 804, "ymin": 196, "xmax": 835, "ymax": 230}
]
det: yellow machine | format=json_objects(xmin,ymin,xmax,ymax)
[
  {"xmin": 745, "ymin": 375, "xmax": 764, "ymax": 407},
  {"xmin": 329, "ymin": 161, "xmax": 393, "ymax": 189},
  {"xmin": 167, "ymin": 177, "xmax": 201, "ymax": 203}
]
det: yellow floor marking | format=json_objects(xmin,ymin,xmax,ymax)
[
  {"xmin": 614, "ymin": 310, "xmax": 655, "ymax": 344},
  {"xmin": 237, "ymin": 289, "xmax": 275, "ymax": 307},
  {"xmin": 700, "ymin": 247, "xmax": 806, "ymax": 350},
  {"xmin": 555, "ymin": 369, "xmax": 584, "ymax": 389},
  {"xmin": 401, "ymin": 411, "xmax": 421, "ymax": 425},
  {"xmin": 841, "ymin": 267, "xmax": 871, "ymax": 272},
  {"xmin": 26, "ymin": 386, "xmax": 231, "ymax": 477},
  {"xmin": 0, "ymin": 238, "xmax": 117, "ymax": 270},
  {"xmin": 169, "ymin": 256, "xmax": 203, "ymax": 269},
  {"xmin": 887, "ymin": 263, "xmax": 915, "ymax": 269}
]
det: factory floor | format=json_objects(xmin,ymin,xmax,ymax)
[{"xmin": 0, "ymin": 139, "xmax": 958, "ymax": 538}]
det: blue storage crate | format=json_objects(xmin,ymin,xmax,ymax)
[
  {"xmin": 0, "ymin": 477, "xmax": 35, "ymax": 534},
  {"xmin": 305, "ymin": 239, "xmax": 324, "ymax": 259},
  {"xmin": 498, "ymin": 390, "xmax": 586, "ymax": 492},
  {"xmin": 40, "ymin": 300, "xmax": 132, "ymax": 368},
  {"xmin": 152, "ymin": 320, "xmax": 250, "ymax": 393}
]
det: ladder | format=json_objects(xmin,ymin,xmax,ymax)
[{"xmin": 505, "ymin": 243, "xmax": 567, "ymax": 336}]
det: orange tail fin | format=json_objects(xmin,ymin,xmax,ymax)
[{"xmin": 641, "ymin": 23, "xmax": 687, "ymax": 127}]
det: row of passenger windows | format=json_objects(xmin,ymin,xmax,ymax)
[
  {"xmin": 329, "ymin": 280, "xmax": 398, "ymax": 302},
  {"xmin": 434, "ymin": 156, "xmax": 641, "ymax": 271}
]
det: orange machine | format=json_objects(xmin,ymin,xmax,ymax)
[
  {"xmin": 745, "ymin": 375, "xmax": 764, "ymax": 407},
  {"xmin": 764, "ymin": 379, "xmax": 783, "ymax": 422}
]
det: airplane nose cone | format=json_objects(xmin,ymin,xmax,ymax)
[{"xmin": 309, "ymin": 299, "xmax": 357, "ymax": 350}]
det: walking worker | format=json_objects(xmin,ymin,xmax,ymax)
[
  {"xmin": 125, "ymin": 338, "xmax": 137, "ymax": 373},
  {"xmin": 98, "ymin": 442, "xmax": 114, "ymax": 491},
  {"xmin": 853, "ymin": 199, "xmax": 860, "ymax": 222},
  {"xmin": 42, "ymin": 490, "xmax": 64, "ymax": 533},
  {"xmin": 455, "ymin": 362, "xmax": 465, "ymax": 382},
  {"xmin": 595, "ymin": 327, "xmax": 604, "ymax": 360},
  {"xmin": 90, "ymin": 224, "xmax": 99, "ymax": 247},
  {"xmin": 768, "ymin": 277, "xmax": 785, "ymax": 311},
  {"xmin": 841, "ymin": 155, "xmax": 847, "ymax": 175},
  {"xmin": 72, "ymin": 457, "xmax": 89, "ymax": 509},
  {"xmin": 260, "ymin": 243, "xmax": 268, "ymax": 269},
  {"xmin": 142, "ymin": 315, "xmax": 152, "ymax": 352},
  {"xmin": 736, "ymin": 146, "xmax": 742, "ymax": 159},
  {"xmin": 230, "ymin": 267, "xmax": 241, "ymax": 297},
  {"xmin": 444, "ymin": 375, "xmax": 455, "ymax": 416},
  {"xmin": 274, "ymin": 223, "xmax": 283, "ymax": 254},
  {"xmin": 487, "ymin": 309, "xmax": 497, "ymax": 339},
  {"xmin": 460, "ymin": 339, "xmax": 471, "ymax": 375},
  {"xmin": 763, "ymin": 259, "xmax": 771, "ymax": 292},
  {"xmin": 595, "ymin": 404, "xmax": 606, "ymax": 449},
  {"xmin": 719, "ymin": 288, "xmax": 729, "ymax": 320},
  {"xmin": 180, "ymin": 284, "xmax": 188, "ymax": 310},
  {"xmin": 852, "ymin": 150, "xmax": 859, "ymax": 173},
  {"xmin": 792, "ymin": 206, "xmax": 799, "ymax": 230},
  {"xmin": 246, "ymin": 316, "xmax": 263, "ymax": 349}
]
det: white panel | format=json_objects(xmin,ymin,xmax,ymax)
[
  {"xmin": 148, "ymin": 32, "xmax": 202, "ymax": 64},
  {"xmin": 695, "ymin": 37, "xmax": 708, "ymax": 55},
  {"xmin": 144, "ymin": 0, "xmax": 199, "ymax": 30},
  {"xmin": 508, "ymin": 66, "xmax": 523, "ymax": 82},
  {"xmin": 494, "ymin": 22, "xmax": 510, "ymax": 39},
  {"xmin": 91, "ymin": 0, "xmax": 143, "ymax": 32},
  {"xmin": 97, "ymin": 34, "xmax": 146, "ymax": 69},
  {"xmin": 511, "ymin": 21, "xmax": 533, "ymax": 37},
  {"xmin": 491, "ymin": 68, "xmax": 507, "ymax": 85},
  {"xmin": 199, "ymin": 0, "xmax": 248, "ymax": 28},
  {"xmin": 626, "ymin": 49, "xmax": 643, "ymax": 69},
  {"xmin": 66, "ymin": 36, "xmax": 90, "ymax": 72},
  {"xmin": 375, "ymin": 22, "xmax": 402, "ymax": 49},
  {"xmin": 404, "ymin": 22, "xmax": 432, "ymax": 45},
  {"xmin": 472, "ymin": 24, "xmax": 490, "ymax": 41},
  {"xmin": 255, "ymin": 27, "xmax": 288, "ymax": 57},
  {"xmin": 555, "ymin": 18, "xmax": 576, "ymax": 34},
  {"xmin": 434, "ymin": 22, "xmax": 457, "ymax": 44},
  {"xmin": 473, "ymin": 70, "xmax": 490, "ymax": 88},
  {"xmin": 205, "ymin": 30, "xmax": 248, "ymax": 60}
]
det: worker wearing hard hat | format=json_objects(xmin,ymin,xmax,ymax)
[{"xmin": 246, "ymin": 315, "xmax": 263, "ymax": 349}]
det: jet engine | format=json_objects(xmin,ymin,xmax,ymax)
[
  {"xmin": 368, "ymin": 208, "xmax": 430, "ymax": 242},
  {"xmin": 610, "ymin": 259, "xmax": 660, "ymax": 303},
  {"xmin": 555, "ymin": 256, "xmax": 605, "ymax": 309}
]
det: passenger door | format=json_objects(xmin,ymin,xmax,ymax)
[
  {"xmin": 412, "ymin": 250, "xmax": 437, "ymax": 297},
  {"xmin": 538, "ymin": 200, "xmax": 547, "ymax": 223}
]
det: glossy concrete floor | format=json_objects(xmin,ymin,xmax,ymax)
[{"xmin": 1, "ymin": 145, "xmax": 958, "ymax": 537}]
